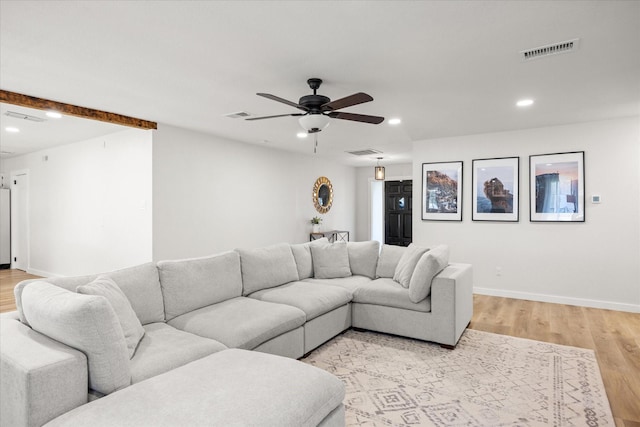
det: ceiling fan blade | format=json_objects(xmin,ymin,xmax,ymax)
[
  {"xmin": 246, "ymin": 113, "xmax": 305, "ymax": 121},
  {"xmin": 328, "ymin": 111, "xmax": 384, "ymax": 124},
  {"xmin": 257, "ymin": 93, "xmax": 308, "ymax": 111},
  {"xmin": 322, "ymin": 92, "xmax": 373, "ymax": 111}
]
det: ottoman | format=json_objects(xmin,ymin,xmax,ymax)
[{"xmin": 45, "ymin": 349, "xmax": 345, "ymax": 427}]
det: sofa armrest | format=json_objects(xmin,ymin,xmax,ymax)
[
  {"xmin": 430, "ymin": 263, "xmax": 473, "ymax": 345},
  {"xmin": 1, "ymin": 312, "xmax": 88, "ymax": 427}
]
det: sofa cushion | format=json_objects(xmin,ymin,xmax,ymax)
[
  {"xmin": 77, "ymin": 276, "xmax": 145, "ymax": 359},
  {"xmin": 375, "ymin": 244, "xmax": 407, "ymax": 278},
  {"xmin": 290, "ymin": 237, "xmax": 329, "ymax": 280},
  {"xmin": 303, "ymin": 275, "xmax": 373, "ymax": 294},
  {"xmin": 14, "ymin": 262, "xmax": 165, "ymax": 326},
  {"xmin": 249, "ymin": 281, "xmax": 352, "ymax": 321},
  {"xmin": 158, "ymin": 251, "xmax": 242, "ymax": 321},
  {"xmin": 20, "ymin": 281, "xmax": 131, "ymax": 395},
  {"xmin": 393, "ymin": 243, "xmax": 430, "ymax": 288},
  {"xmin": 129, "ymin": 323, "xmax": 226, "ymax": 384},
  {"xmin": 45, "ymin": 349, "xmax": 345, "ymax": 427},
  {"xmin": 167, "ymin": 297, "xmax": 306, "ymax": 350},
  {"xmin": 237, "ymin": 243, "xmax": 300, "ymax": 295},
  {"xmin": 409, "ymin": 245, "xmax": 450, "ymax": 303},
  {"xmin": 347, "ymin": 241, "xmax": 380, "ymax": 279},
  {"xmin": 353, "ymin": 278, "xmax": 431, "ymax": 312},
  {"xmin": 311, "ymin": 242, "xmax": 352, "ymax": 279}
]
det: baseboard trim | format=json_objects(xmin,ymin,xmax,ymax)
[
  {"xmin": 474, "ymin": 287, "xmax": 640, "ymax": 313},
  {"xmin": 27, "ymin": 268, "xmax": 61, "ymax": 278}
]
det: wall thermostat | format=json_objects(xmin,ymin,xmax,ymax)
[{"xmin": 591, "ymin": 195, "xmax": 601, "ymax": 204}]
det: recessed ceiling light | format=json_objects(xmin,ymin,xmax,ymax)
[
  {"xmin": 388, "ymin": 118, "xmax": 401, "ymax": 125},
  {"xmin": 296, "ymin": 132, "xmax": 308, "ymax": 138},
  {"xmin": 5, "ymin": 127, "xmax": 20, "ymax": 133},
  {"xmin": 516, "ymin": 99, "xmax": 534, "ymax": 107},
  {"xmin": 46, "ymin": 111, "xmax": 62, "ymax": 119}
]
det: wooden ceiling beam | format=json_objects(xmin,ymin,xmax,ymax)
[{"xmin": 0, "ymin": 90, "xmax": 157, "ymax": 130}]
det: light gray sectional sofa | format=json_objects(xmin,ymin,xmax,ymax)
[{"xmin": 0, "ymin": 239, "xmax": 473, "ymax": 427}]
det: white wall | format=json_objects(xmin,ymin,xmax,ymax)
[
  {"xmin": 152, "ymin": 124, "xmax": 356, "ymax": 260},
  {"xmin": 355, "ymin": 163, "xmax": 413, "ymax": 242},
  {"xmin": 412, "ymin": 117, "xmax": 640, "ymax": 312},
  {"xmin": 0, "ymin": 128, "xmax": 153, "ymax": 276}
]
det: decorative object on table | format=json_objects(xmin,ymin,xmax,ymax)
[
  {"xmin": 421, "ymin": 161, "xmax": 463, "ymax": 221},
  {"xmin": 310, "ymin": 216, "xmax": 322, "ymax": 233},
  {"xmin": 374, "ymin": 157, "xmax": 385, "ymax": 181},
  {"xmin": 472, "ymin": 157, "xmax": 519, "ymax": 222},
  {"xmin": 530, "ymin": 151, "xmax": 585, "ymax": 222},
  {"xmin": 312, "ymin": 176, "xmax": 333, "ymax": 214},
  {"xmin": 302, "ymin": 329, "xmax": 614, "ymax": 427}
]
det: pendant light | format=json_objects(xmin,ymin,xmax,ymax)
[{"xmin": 374, "ymin": 157, "xmax": 385, "ymax": 181}]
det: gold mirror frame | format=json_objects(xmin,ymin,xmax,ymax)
[{"xmin": 312, "ymin": 176, "xmax": 334, "ymax": 214}]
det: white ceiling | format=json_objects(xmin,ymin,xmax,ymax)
[{"xmin": 1, "ymin": 1, "xmax": 638, "ymax": 166}]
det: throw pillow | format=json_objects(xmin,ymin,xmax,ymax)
[
  {"xmin": 409, "ymin": 245, "xmax": 450, "ymax": 303},
  {"xmin": 375, "ymin": 244, "xmax": 408, "ymax": 278},
  {"xmin": 21, "ymin": 281, "xmax": 131, "ymax": 395},
  {"xmin": 77, "ymin": 276, "xmax": 145, "ymax": 358},
  {"xmin": 392, "ymin": 243, "xmax": 430, "ymax": 288},
  {"xmin": 347, "ymin": 241, "xmax": 380, "ymax": 279},
  {"xmin": 157, "ymin": 251, "xmax": 243, "ymax": 321},
  {"xmin": 311, "ymin": 242, "xmax": 352, "ymax": 279},
  {"xmin": 290, "ymin": 237, "xmax": 329, "ymax": 280},
  {"xmin": 237, "ymin": 243, "xmax": 300, "ymax": 295}
]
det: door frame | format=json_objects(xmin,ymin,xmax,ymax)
[
  {"xmin": 10, "ymin": 169, "xmax": 29, "ymax": 271},
  {"xmin": 369, "ymin": 174, "xmax": 412, "ymax": 243}
]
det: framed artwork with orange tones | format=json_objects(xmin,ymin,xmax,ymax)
[{"xmin": 472, "ymin": 157, "xmax": 519, "ymax": 222}]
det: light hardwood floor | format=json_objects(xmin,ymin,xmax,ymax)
[
  {"xmin": 1, "ymin": 269, "xmax": 638, "ymax": 426},
  {"xmin": 0, "ymin": 268, "xmax": 39, "ymax": 312}
]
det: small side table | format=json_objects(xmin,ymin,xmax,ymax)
[{"xmin": 310, "ymin": 230, "xmax": 350, "ymax": 243}]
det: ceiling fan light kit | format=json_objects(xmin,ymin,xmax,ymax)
[
  {"xmin": 299, "ymin": 114, "xmax": 330, "ymax": 133},
  {"xmin": 248, "ymin": 78, "xmax": 384, "ymax": 144}
]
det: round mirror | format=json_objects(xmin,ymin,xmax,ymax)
[{"xmin": 313, "ymin": 176, "xmax": 333, "ymax": 214}]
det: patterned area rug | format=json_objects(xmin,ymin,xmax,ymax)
[{"xmin": 302, "ymin": 329, "xmax": 614, "ymax": 426}]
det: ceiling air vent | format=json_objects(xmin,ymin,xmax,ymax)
[
  {"xmin": 346, "ymin": 149, "xmax": 383, "ymax": 156},
  {"xmin": 520, "ymin": 38, "xmax": 580, "ymax": 61},
  {"xmin": 223, "ymin": 111, "xmax": 251, "ymax": 119},
  {"xmin": 4, "ymin": 111, "xmax": 46, "ymax": 122}
]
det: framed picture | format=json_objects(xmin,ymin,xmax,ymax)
[
  {"xmin": 530, "ymin": 151, "xmax": 585, "ymax": 222},
  {"xmin": 421, "ymin": 161, "xmax": 463, "ymax": 221},
  {"xmin": 472, "ymin": 157, "xmax": 519, "ymax": 222}
]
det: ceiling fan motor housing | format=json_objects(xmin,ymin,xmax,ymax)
[{"xmin": 299, "ymin": 94, "xmax": 331, "ymax": 113}]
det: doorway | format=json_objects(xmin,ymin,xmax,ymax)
[
  {"xmin": 10, "ymin": 171, "xmax": 28, "ymax": 271},
  {"xmin": 384, "ymin": 180, "xmax": 412, "ymax": 246}
]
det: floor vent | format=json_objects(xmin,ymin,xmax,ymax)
[
  {"xmin": 223, "ymin": 111, "xmax": 251, "ymax": 119},
  {"xmin": 520, "ymin": 38, "xmax": 580, "ymax": 61},
  {"xmin": 346, "ymin": 149, "xmax": 382, "ymax": 156},
  {"xmin": 4, "ymin": 111, "xmax": 46, "ymax": 122}
]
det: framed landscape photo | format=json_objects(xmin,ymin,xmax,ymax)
[
  {"xmin": 422, "ymin": 161, "xmax": 463, "ymax": 221},
  {"xmin": 472, "ymin": 157, "xmax": 519, "ymax": 222},
  {"xmin": 530, "ymin": 151, "xmax": 585, "ymax": 222}
]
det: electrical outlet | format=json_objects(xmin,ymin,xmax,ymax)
[{"xmin": 495, "ymin": 267, "xmax": 502, "ymax": 277}]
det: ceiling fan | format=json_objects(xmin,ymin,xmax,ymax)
[{"xmin": 246, "ymin": 78, "xmax": 384, "ymax": 134}]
